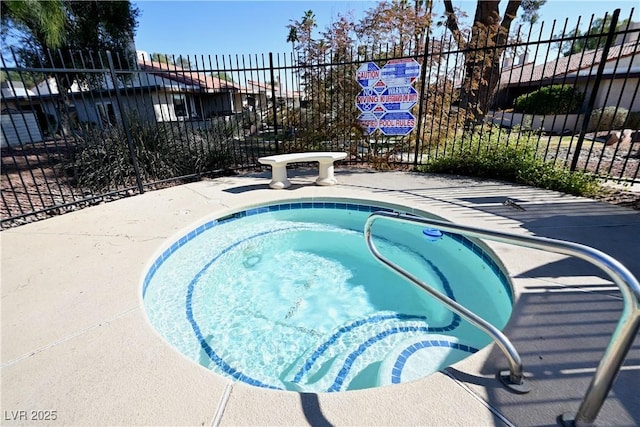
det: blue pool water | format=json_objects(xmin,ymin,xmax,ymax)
[{"xmin": 142, "ymin": 200, "xmax": 513, "ymax": 392}]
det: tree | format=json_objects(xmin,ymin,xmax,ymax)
[
  {"xmin": 174, "ymin": 55, "xmax": 191, "ymax": 69},
  {"xmin": 286, "ymin": 27, "xmax": 298, "ymax": 61},
  {"xmin": 150, "ymin": 52, "xmax": 172, "ymax": 64},
  {"xmin": 211, "ymin": 72, "xmax": 234, "ymax": 83},
  {"xmin": 555, "ymin": 15, "xmax": 634, "ymax": 57},
  {"xmin": 356, "ymin": 0, "xmax": 432, "ymax": 55},
  {"xmin": 1, "ymin": 0, "xmax": 67, "ymax": 52},
  {"xmin": 2, "ymin": 0, "xmax": 139, "ymax": 70},
  {"xmin": 287, "ymin": 10, "xmax": 318, "ymax": 104},
  {"xmin": 289, "ymin": 10, "xmax": 317, "ymax": 65},
  {"xmin": 2, "ymin": 0, "xmax": 139, "ymax": 133},
  {"xmin": 443, "ymin": 0, "xmax": 545, "ymax": 123}
]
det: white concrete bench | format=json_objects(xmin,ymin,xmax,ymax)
[{"xmin": 258, "ymin": 152, "xmax": 348, "ymax": 189}]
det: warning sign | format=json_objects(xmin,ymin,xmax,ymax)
[
  {"xmin": 379, "ymin": 111, "xmax": 416, "ymax": 136},
  {"xmin": 379, "ymin": 86, "xmax": 418, "ymax": 111},
  {"xmin": 356, "ymin": 62, "xmax": 381, "ymax": 88},
  {"xmin": 355, "ymin": 58, "xmax": 421, "ymax": 135}
]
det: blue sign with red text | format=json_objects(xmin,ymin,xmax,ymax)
[
  {"xmin": 379, "ymin": 111, "xmax": 416, "ymax": 136},
  {"xmin": 355, "ymin": 59, "xmax": 421, "ymax": 135},
  {"xmin": 379, "ymin": 86, "xmax": 418, "ymax": 111},
  {"xmin": 357, "ymin": 112, "xmax": 379, "ymax": 134},
  {"xmin": 356, "ymin": 88, "xmax": 379, "ymax": 112},
  {"xmin": 356, "ymin": 62, "xmax": 381, "ymax": 88}
]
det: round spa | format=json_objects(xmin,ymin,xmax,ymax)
[{"xmin": 142, "ymin": 198, "xmax": 514, "ymax": 392}]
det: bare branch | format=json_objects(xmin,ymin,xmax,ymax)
[
  {"xmin": 443, "ymin": 0, "xmax": 467, "ymax": 50},
  {"xmin": 497, "ymin": 1, "xmax": 522, "ymax": 45}
]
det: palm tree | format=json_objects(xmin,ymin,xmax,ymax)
[
  {"xmin": 302, "ymin": 10, "xmax": 316, "ymax": 57},
  {"xmin": 286, "ymin": 27, "xmax": 298, "ymax": 56},
  {"xmin": 2, "ymin": 0, "xmax": 67, "ymax": 50},
  {"xmin": 302, "ymin": 10, "xmax": 316, "ymax": 38}
]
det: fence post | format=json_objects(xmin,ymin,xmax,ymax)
[
  {"xmin": 414, "ymin": 35, "xmax": 431, "ymax": 169},
  {"xmin": 106, "ymin": 50, "xmax": 144, "ymax": 194},
  {"xmin": 269, "ymin": 52, "xmax": 280, "ymax": 153},
  {"xmin": 570, "ymin": 9, "xmax": 620, "ymax": 172}
]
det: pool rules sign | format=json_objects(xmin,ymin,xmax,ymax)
[{"xmin": 356, "ymin": 58, "xmax": 421, "ymax": 136}]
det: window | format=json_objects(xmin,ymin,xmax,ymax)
[{"xmin": 173, "ymin": 95, "xmax": 187, "ymax": 117}]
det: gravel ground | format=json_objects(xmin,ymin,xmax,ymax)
[{"xmin": 551, "ymin": 136, "xmax": 640, "ymax": 210}]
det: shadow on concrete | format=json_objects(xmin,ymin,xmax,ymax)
[
  {"xmin": 223, "ymin": 183, "xmax": 312, "ymax": 193},
  {"xmin": 226, "ymin": 167, "xmax": 380, "ymax": 194},
  {"xmin": 476, "ymin": 283, "xmax": 639, "ymax": 426},
  {"xmin": 299, "ymin": 393, "xmax": 334, "ymax": 427},
  {"xmin": 357, "ymin": 175, "xmax": 640, "ymax": 425},
  {"xmin": 223, "ymin": 184, "xmax": 272, "ymax": 193}
]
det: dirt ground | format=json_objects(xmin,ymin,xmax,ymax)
[
  {"xmin": 2, "ymin": 138, "xmax": 639, "ymax": 229},
  {"xmin": 592, "ymin": 187, "xmax": 640, "ymax": 210}
]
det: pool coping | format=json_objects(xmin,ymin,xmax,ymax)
[{"xmin": 2, "ymin": 168, "xmax": 639, "ymax": 426}]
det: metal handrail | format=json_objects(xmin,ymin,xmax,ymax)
[{"xmin": 364, "ymin": 211, "xmax": 640, "ymax": 426}]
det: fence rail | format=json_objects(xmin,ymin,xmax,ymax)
[{"xmin": 2, "ymin": 8, "xmax": 639, "ymax": 228}]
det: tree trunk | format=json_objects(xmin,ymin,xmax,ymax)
[
  {"xmin": 444, "ymin": 0, "xmax": 521, "ymax": 125},
  {"xmin": 458, "ymin": 29, "xmax": 504, "ymax": 123}
]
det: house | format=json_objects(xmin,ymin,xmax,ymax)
[
  {"xmin": 493, "ymin": 32, "xmax": 640, "ymax": 112},
  {"xmin": 244, "ymin": 79, "xmax": 302, "ymax": 111},
  {"xmin": 31, "ymin": 51, "xmax": 248, "ymax": 130},
  {"xmin": 11, "ymin": 50, "xmax": 302, "ymax": 137},
  {"xmin": 1, "ymin": 81, "xmax": 47, "ymax": 147},
  {"xmin": 136, "ymin": 52, "xmax": 245, "ymax": 121}
]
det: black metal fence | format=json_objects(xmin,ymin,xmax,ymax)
[{"xmin": 2, "ymin": 8, "xmax": 639, "ymax": 228}]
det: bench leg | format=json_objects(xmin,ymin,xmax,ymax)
[
  {"xmin": 269, "ymin": 164, "xmax": 291, "ymax": 189},
  {"xmin": 316, "ymin": 161, "xmax": 338, "ymax": 186}
]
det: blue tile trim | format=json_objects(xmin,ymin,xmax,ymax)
[
  {"xmin": 291, "ymin": 313, "xmax": 429, "ymax": 383},
  {"xmin": 185, "ymin": 228, "xmax": 286, "ymax": 390},
  {"xmin": 325, "ymin": 325, "xmax": 433, "ymax": 392},
  {"xmin": 443, "ymin": 232, "xmax": 512, "ymax": 304},
  {"xmin": 290, "ymin": 242, "xmax": 462, "ymax": 387},
  {"xmin": 390, "ymin": 339, "xmax": 479, "ymax": 384},
  {"xmin": 142, "ymin": 200, "xmax": 512, "ymax": 391},
  {"xmin": 142, "ymin": 202, "xmax": 400, "ymax": 298}
]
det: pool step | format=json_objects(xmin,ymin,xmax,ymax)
[
  {"xmin": 282, "ymin": 311, "xmax": 434, "ymax": 392},
  {"xmin": 377, "ymin": 334, "xmax": 479, "ymax": 386}
]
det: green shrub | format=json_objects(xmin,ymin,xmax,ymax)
[
  {"xmin": 418, "ymin": 134, "xmax": 601, "ymax": 198},
  {"xmin": 588, "ymin": 106, "xmax": 629, "ymax": 131},
  {"xmin": 513, "ymin": 85, "xmax": 584, "ymax": 115},
  {"xmin": 627, "ymin": 111, "xmax": 640, "ymax": 129}
]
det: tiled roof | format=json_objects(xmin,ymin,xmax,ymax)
[
  {"xmin": 137, "ymin": 59, "xmax": 241, "ymax": 91},
  {"xmin": 245, "ymin": 80, "xmax": 302, "ymax": 99},
  {"xmin": 500, "ymin": 39, "xmax": 639, "ymax": 86}
]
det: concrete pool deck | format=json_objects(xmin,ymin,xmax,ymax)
[{"xmin": 1, "ymin": 168, "xmax": 639, "ymax": 426}]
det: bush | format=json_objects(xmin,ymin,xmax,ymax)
[
  {"xmin": 418, "ymin": 133, "xmax": 601, "ymax": 198},
  {"xmin": 627, "ymin": 111, "xmax": 640, "ymax": 129},
  {"xmin": 588, "ymin": 106, "xmax": 629, "ymax": 132},
  {"xmin": 66, "ymin": 115, "xmax": 236, "ymax": 192},
  {"xmin": 513, "ymin": 85, "xmax": 584, "ymax": 115}
]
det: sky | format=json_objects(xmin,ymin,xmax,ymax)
[{"xmin": 132, "ymin": 0, "xmax": 638, "ymax": 58}]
